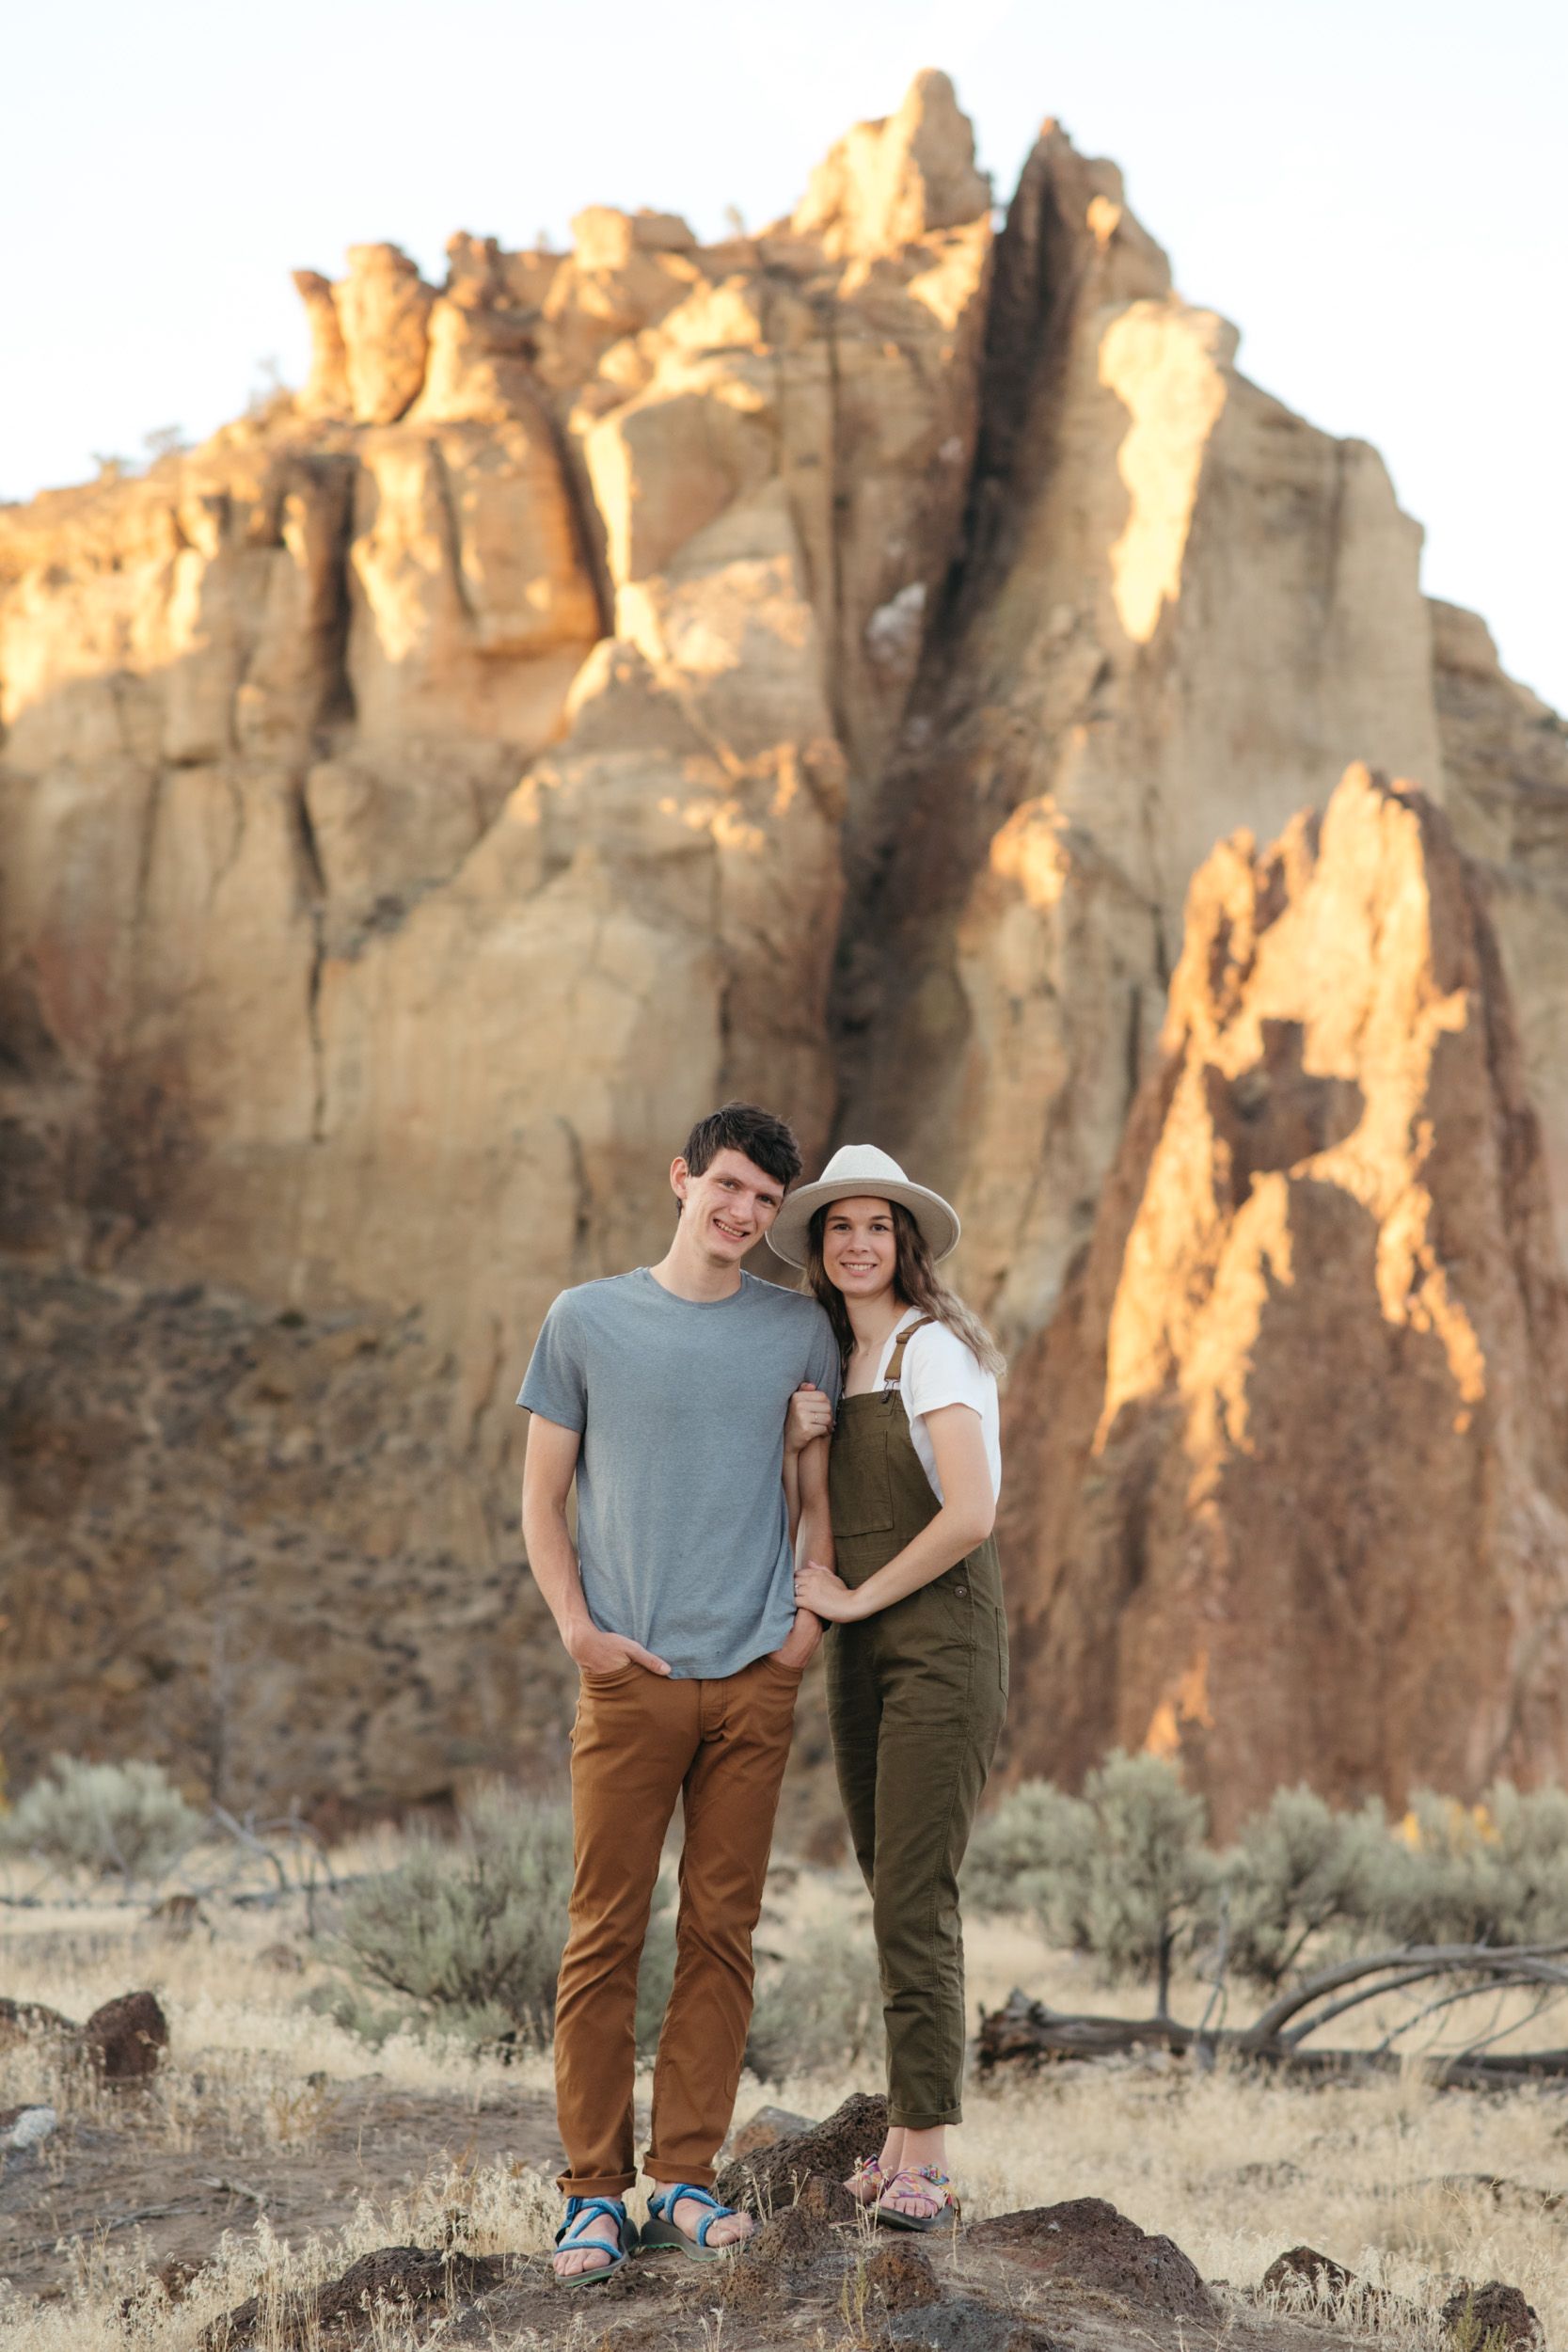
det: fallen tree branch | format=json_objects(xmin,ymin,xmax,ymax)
[{"xmin": 977, "ymin": 1943, "xmax": 1568, "ymax": 2090}]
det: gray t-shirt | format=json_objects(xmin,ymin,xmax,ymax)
[{"xmin": 518, "ymin": 1267, "xmax": 842, "ymax": 1679}]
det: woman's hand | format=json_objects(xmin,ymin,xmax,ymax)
[
  {"xmin": 785, "ymin": 1382, "xmax": 834, "ymax": 1457},
  {"xmin": 795, "ymin": 1559, "xmax": 861, "ymax": 1621}
]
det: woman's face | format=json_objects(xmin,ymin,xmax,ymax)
[{"xmin": 821, "ymin": 1196, "xmax": 898, "ymax": 1306}]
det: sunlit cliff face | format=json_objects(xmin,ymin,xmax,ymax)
[
  {"xmin": 999, "ymin": 767, "xmax": 1568, "ymax": 1836},
  {"xmin": 2, "ymin": 72, "xmax": 1565, "ymax": 1823}
]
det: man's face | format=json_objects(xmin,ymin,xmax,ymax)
[{"xmin": 671, "ymin": 1147, "xmax": 785, "ymax": 1263}]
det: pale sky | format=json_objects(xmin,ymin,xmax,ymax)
[{"xmin": 7, "ymin": 0, "xmax": 1564, "ymax": 707}]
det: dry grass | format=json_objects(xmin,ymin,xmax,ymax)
[{"xmin": 3, "ymin": 1848, "xmax": 1567, "ymax": 2348}]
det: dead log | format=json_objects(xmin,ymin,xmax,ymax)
[{"xmin": 977, "ymin": 1944, "xmax": 1568, "ymax": 2090}]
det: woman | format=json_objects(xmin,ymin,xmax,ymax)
[{"xmin": 769, "ymin": 1144, "xmax": 1006, "ymax": 2232}]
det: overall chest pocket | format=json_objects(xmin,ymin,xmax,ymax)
[{"xmin": 830, "ymin": 1416, "xmax": 895, "ymax": 1538}]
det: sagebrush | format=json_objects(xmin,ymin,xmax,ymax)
[
  {"xmin": 747, "ymin": 1919, "xmax": 881, "ymax": 2080},
  {"xmin": 966, "ymin": 1759, "xmax": 1568, "ymax": 1996},
  {"xmin": 322, "ymin": 1780, "xmax": 675, "ymax": 2051},
  {"xmin": 0, "ymin": 1756, "xmax": 204, "ymax": 1885}
]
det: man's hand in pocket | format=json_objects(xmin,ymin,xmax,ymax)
[{"xmin": 566, "ymin": 1623, "xmax": 672, "ymax": 1677}]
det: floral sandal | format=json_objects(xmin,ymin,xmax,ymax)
[
  {"xmin": 846, "ymin": 2157, "xmax": 886, "ymax": 2207},
  {"xmin": 874, "ymin": 2165, "xmax": 955, "ymax": 2233}
]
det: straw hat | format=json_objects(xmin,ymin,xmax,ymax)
[{"xmin": 766, "ymin": 1143, "xmax": 961, "ymax": 1268}]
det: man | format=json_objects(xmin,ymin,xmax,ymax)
[{"xmin": 519, "ymin": 1102, "xmax": 840, "ymax": 2283}]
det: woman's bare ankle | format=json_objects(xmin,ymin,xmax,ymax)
[{"xmin": 899, "ymin": 2127, "xmax": 947, "ymax": 2174}]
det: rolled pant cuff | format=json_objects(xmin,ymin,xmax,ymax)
[
  {"xmin": 645, "ymin": 2160, "xmax": 718, "ymax": 2189},
  {"xmin": 556, "ymin": 2170, "xmax": 637, "ymax": 2198},
  {"xmin": 887, "ymin": 2109, "xmax": 962, "ymax": 2131}
]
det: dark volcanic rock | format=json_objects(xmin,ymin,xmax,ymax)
[
  {"xmin": 83, "ymin": 1990, "xmax": 168, "ymax": 2081},
  {"xmin": 1259, "ymin": 2243, "xmax": 1415, "ymax": 2328},
  {"xmin": 729, "ymin": 2102, "xmax": 816, "ymax": 2157},
  {"xmin": 1441, "ymin": 2281, "xmax": 1544, "ymax": 2350},
  {"xmin": 721, "ymin": 2203, "xmax": 838, "ymax": 2312},
  {"xmin": 716, "ymin": 2089, "xmax": 887, "ymax": 2214},
  {"xmin": 883, "ymin": 2298, "xmax": 1069, "ymax": 2351},
  {"xmin": 864, "ymin": 2240, "xmax": 942, "ymax": 2311},
  {"xmin": 795, "ymin": 2169, "xmax": 860, "ymax": 2224},
  {"xmin": 202, "ymin": 2244, "xmax": 508, "ymax": 2347},
  {"xmin": 1261, "ymin": 2245, "xmax": 1359, "ymax": 2303},
  {"xmin": 968, "ymin": 2198, "xmax": 1214, "ymax": 2321}
]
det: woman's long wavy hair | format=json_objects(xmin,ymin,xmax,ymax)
[{"xmin": 803, "ymin": 1200, "xmax": 1006, "ymax": 1378}]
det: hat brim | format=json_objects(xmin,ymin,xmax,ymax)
[{"xmin": 766, "ymin": 1176, "xmax": 961, "ymax": 1269}]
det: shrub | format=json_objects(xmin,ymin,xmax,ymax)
[
  {"xmin": 328, "ymin": 1781, "xmax": 674, "ymax": 2052},
  {"xmin": 746, "ymin": 1920, "xmax": 881, "ymax": 2080},
  {"xmin": 1067, "ymin": 1752, "xmax": 1217, "ymax": 2013},
  {"xmin": 962, "ymin": 1779, "xmax": 1095, "ymax": 1919},
  {"xmin": 969, "ymin": 1760, "xmax": 1568, "ymax": 2004},
  {"xmin": 0, "ymin": 1756, "xmax": 204, "ymax": 1886},
  {"xmin": 1366, "ymin": 1783, "xmax": 1568, "ymax": 1949},
  {"xmin": 966, "ymin": 1755, "xmax": 1213, "ymax": 2011},
  {"xmin": 1221, "ymin": 1787, "xmax": 1390, "ymax": 1987}
]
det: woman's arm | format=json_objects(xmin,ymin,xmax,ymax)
[
  {"xmin": 795, "ymin": 1431, "xmax": 834, "ymax": 1578},
  {"xmin": 783, "ymin": 1442, "xmax": 802, "ymax": 1546},
  {"xmin": 794, "ymin": 1403, "xmax": 992, "ymax": 1623},
  {"xmin": 772, "ymin": 1433, "xmax": 832, "ymax": 1669}
]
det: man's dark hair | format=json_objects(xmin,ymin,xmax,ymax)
[{"xmin": 681, "ymin": 1102, "xmax": 802, "ymax": 1190}]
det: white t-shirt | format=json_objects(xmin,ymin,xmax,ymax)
[{"xmin": 873, "ymin": 1308, "xmax": 1002, "ymax": 1505}]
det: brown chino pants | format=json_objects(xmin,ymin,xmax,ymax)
[{"xmin": 554, "ymin": 1652, "xmax": 801, "ymax": 2196}]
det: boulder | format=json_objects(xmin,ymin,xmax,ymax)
[
  {"xmin": 82, "ymin": 1990, "xmax": 168, "ymax": 2081},
  {"xmin": 728, "ymin": 2102, "xmax": 816, "ymax": 2158},
  {"xmin": 864, "ymin": 2240, "xmax": 942, "ymax": 2310},
  {"xmin": 201, "ymin": 2245, "xmax": 508, "ymax": 2349},
  {"xmin": 721, "ymin": 2202, "xmax": 837, "ymax": 2312},
  {"xmin": 716, "ymin": 2090, "xmax": 888, "ymax": 2214},
  {"xmin": 968, "ymin": 2199, "xmax": 1214, "ymax": 2321},
  {"xmin": 1440, "ymin": 2281, "xmax": 1544, "ymax": 2350},
  {"xmin": 0, "ymin": 2105, "xmax": 57, "ymax": 2152},
  {"xmin": 1260, "ymin": 2245, "xmax": 1360, "ymax": 2303}
]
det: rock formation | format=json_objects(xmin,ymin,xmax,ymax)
[
  {"xmin": 999, "ymin": 768, "xmax": 1568, "ymax": 1833},
  {"xmin": 2, "ymin": 72, "xmax": 1564, "ymax": 1819}
]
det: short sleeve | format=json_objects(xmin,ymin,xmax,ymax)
[
  {"xmin": 806, "ymin": 1309, "xmax": 843, "ymax": 1406},
  {"xmin": 517, "ymin": 1294, "xmax": 588, "ymax": 1430},
  {"xmin": 904, "ymin": 1322, "xmax": 990, "ymax": 1423}
]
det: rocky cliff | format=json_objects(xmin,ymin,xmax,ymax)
[
  {"xmin": 3, "ymin": 73, "xmax": 1564, "ymax": 1823},
  {"xmin": 998, "ymin": 766, "xmax": 1568, "ymax": 1835}
]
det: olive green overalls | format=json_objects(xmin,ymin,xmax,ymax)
[{"xmin": 825, "ymin": 1315, "xmax": 1008, "ymax": 2128}]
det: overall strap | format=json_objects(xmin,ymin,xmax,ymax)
[{"xmin": 883, "ymin": 1314, "xmax": 937, "ymax": 1391}]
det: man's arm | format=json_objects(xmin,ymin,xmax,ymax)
[{"xmin": 521, "ymin": 1413, "xmax": 671, "ymax": 1677}]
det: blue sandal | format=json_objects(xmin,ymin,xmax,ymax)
[
  {"xmin": 553, "ymin": 2195, "xmax": 637, "ymax": 2287},
  {"xmin": 640, "ymin": 2183, "xmax": 747, "ymax": 2261}
]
